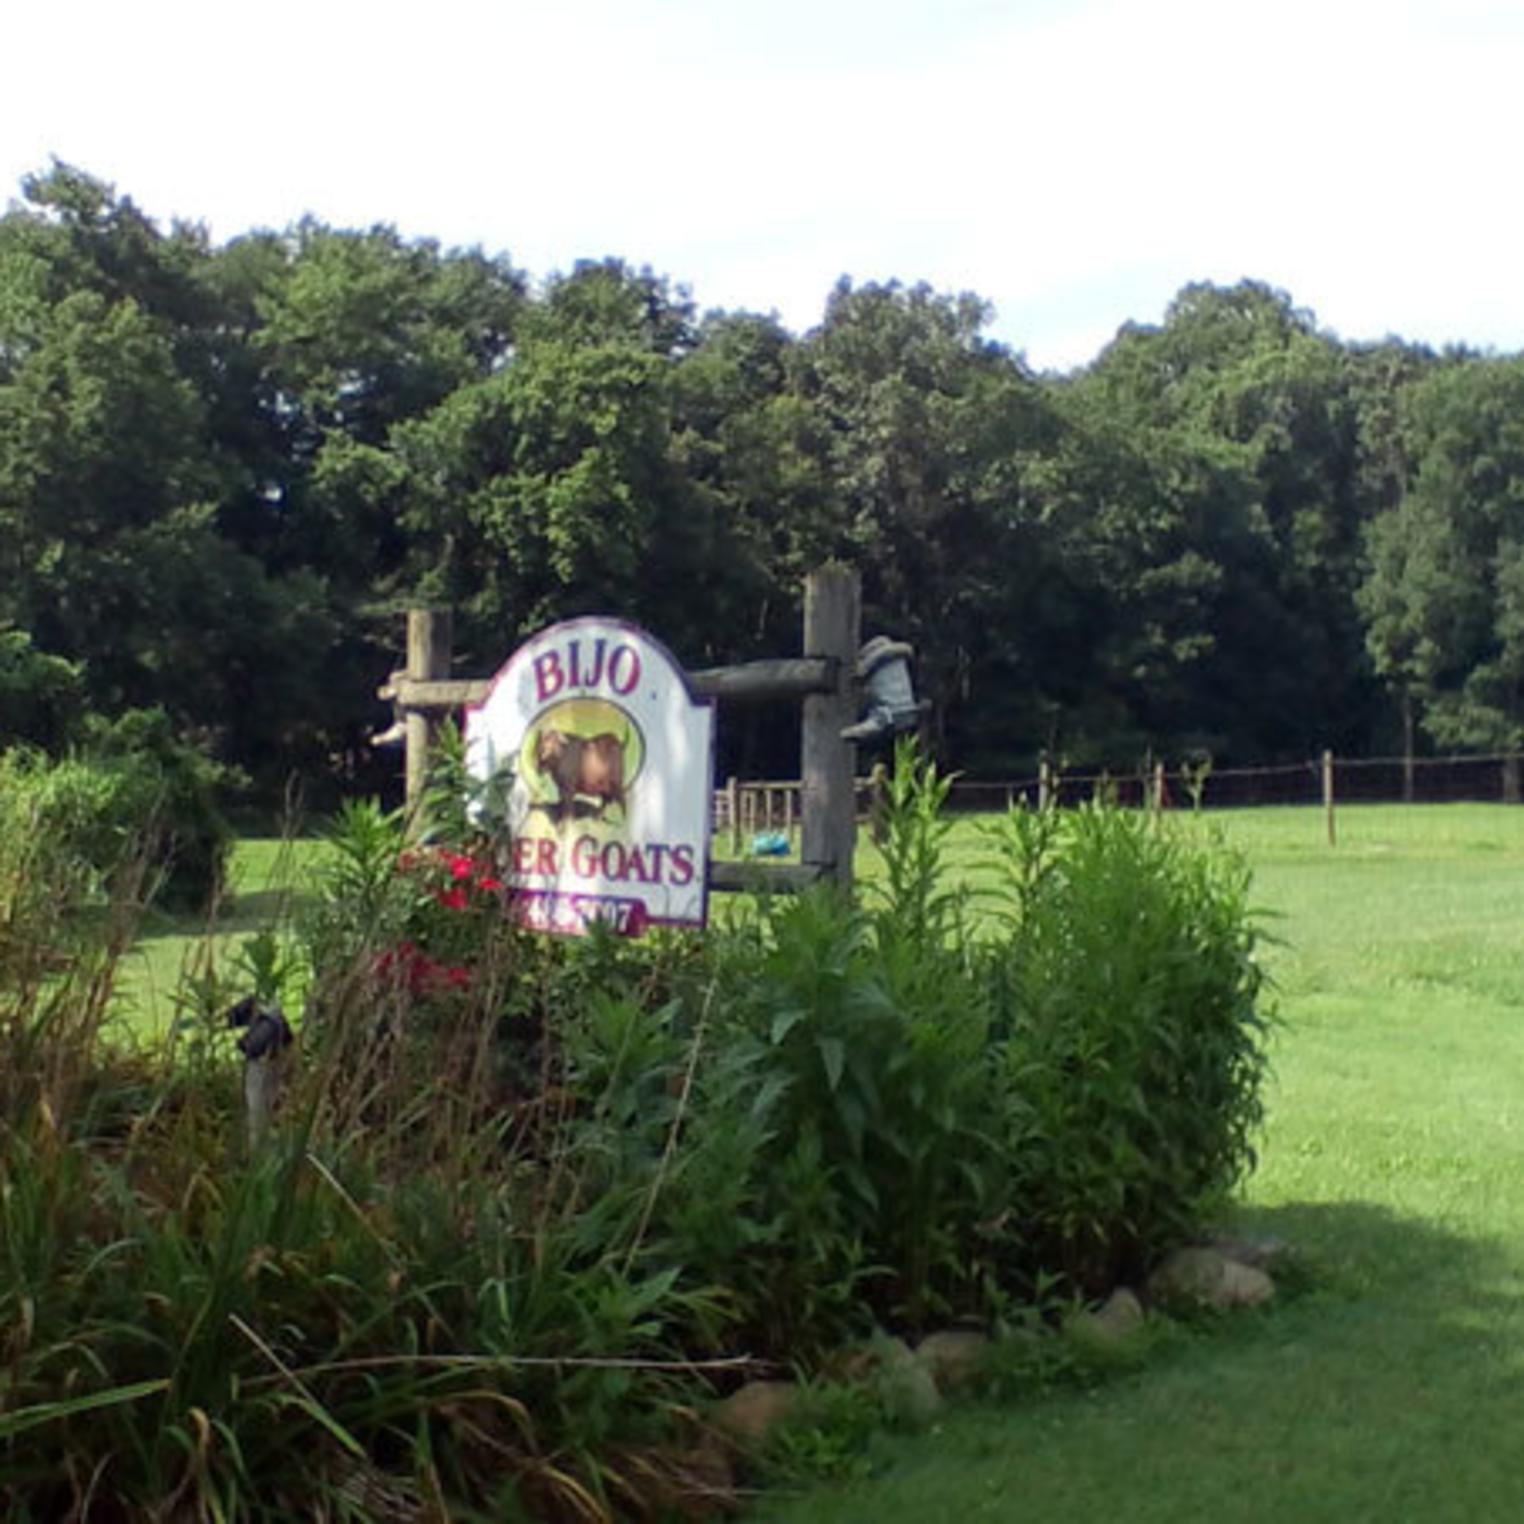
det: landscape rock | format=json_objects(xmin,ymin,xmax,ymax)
[
  {"xmin": 1148, "ymin": 1246, "xmax": 1275, "ymax": 1311},
  {"xmin": 873, "ymin": 1337, "xmax": 945, "ymax": 1426},
  {"xmin": 915, "ymin": 1329, "xmax": 992, "ymax": 1394},
  {"xmin": 833, "ymin": 1336, "xmax": 945, "ymax": 1425},
  {"xmin": 711, "ymin": 1381, "xmax": 797, "ymax": 1445},
  {"xmin": 1071, "ymin": 1286, "xmax": 1146, "ymax": 1346},
  {"xmin": 1207, "ymin": 1233, "xmax": 1292, "ymax": 1273}
]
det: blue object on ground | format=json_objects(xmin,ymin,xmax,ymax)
[{"xmin": 750, "ymin": 831, "xmax": 790, "ymax": 857}]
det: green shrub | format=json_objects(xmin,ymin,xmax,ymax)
[
  {"xmin": 79, "ymin": 707, "xmax": 238, "ymax": 911},
  {"xmin": 651, "ymin": 744, "xmax": 1272, "ymax": 1347},
  {"xmin": 0, "ymin": 626, "xmax": 83, "ymax": 752},
  {"xmin": 0, "ymin": 709, "xmax": 236, "ymax": 914},
  {"xmin": 984, "ymin": 801, "xmax": 1272, "ymax": 1292}
]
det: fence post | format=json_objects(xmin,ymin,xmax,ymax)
[
  {"xmin": 1152, "ymin": 760, "xmax": 1166, "ymax": 812},
  {"xmin": 1323, "ymin": 749, "xmax": 1336, "ymax": 847},
  {"xmin": 1402, "ymin": 690, "xmax": 1416, "ymax": 804},
  {"xmin": 801, "ymin": 566, "xmax": 860, "ymax": 890},
  {"xmin": 1038, "ymin": 758, "xmax": 1053, "ymax": 811},
  {"xmin": 1504, "ymin": 753, "xmax": 1521, "ymax": 805},
  {"xmin": 405, "ymin": 609, "xmax": 453, "ymax": 830}
]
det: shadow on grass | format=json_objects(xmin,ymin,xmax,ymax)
[
  {"xmin": 1231, "ymin": 1196, "xmax": 1520, "ymax": 1308},
  {"xmin": 760, "ymin": 1199, "xmax": 1524, "ymax": 1523},
  {"xmin": 132, "ymin": 886, "xmax": 316, "ymax": 943}
]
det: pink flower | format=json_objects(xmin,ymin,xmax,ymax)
[{"xmin": 448, "ymin": 854, "xmax": 475, "ymax": 881}]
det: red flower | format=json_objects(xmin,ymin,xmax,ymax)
[
  {"xmin": 437, "ymin": 886, "xmax": 469, "ymax": 911},
  {"xmin": 375, "ymin": 940, "xmax": 417, "ymax": 977},
  {"xmin": 476, "ymin": 875, "xmax": 504, "ymax": 893},
  {"xmin": 448, "ymin": 854, "xmax": 475, "ymax": 881}
]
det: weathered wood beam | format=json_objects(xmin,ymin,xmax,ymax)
[
  {"xmin": 379, "ymin": 677, "xmax": 490, "ymax": 710},
  {"xmin": 380, "ymin": 657, "xmax": 837, "ymax": 713},
  {"xmin": 690, "ymin": 657, "xmax": 836, "ymax": 702},
  {"xmin": 708, "ymin": 860, "xmax": 825, "ymax": 895}
]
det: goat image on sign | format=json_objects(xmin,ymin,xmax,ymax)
[
  {"xmin": 463, "ymin": 619, "xmax": 714, "ymax": 936},
  {"xmin": 525, "ymin": 704, "xmax": 642, "ymax": 827}
]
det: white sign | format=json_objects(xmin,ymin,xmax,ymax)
[{"xmin": 463, "ymin": 619, "xmax": 714, "ymax": 935}]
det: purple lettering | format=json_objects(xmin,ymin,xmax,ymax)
[
  {"xmin": 608, "ymin": 646, "xmax": 641, "ymax": 695},
  {"xmin": 533, "ymin": 651, "xmax": 565, "ymax": 703},
  {"xmin": 571, "ymin": 834, "xmax": 600, "ymax": 878},
  {"xmin": 669, "ymin": 845, "xmax": 695, "ymax": 886}
]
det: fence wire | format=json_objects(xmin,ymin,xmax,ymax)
[
  {"xmin": 714, "ymin": 751, "xmax": 1524, "ymax": 831},
  {"xmin": 943, "ymin": 753, "xmax": 1524, "ymax": 813}
]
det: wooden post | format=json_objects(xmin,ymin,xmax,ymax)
[
  {"xmin": 1323, "ymin": 749, "xmax": 1336, "ymax": 847},
  {"xmin": 783, "ymin": 786, "xmax": 795, "ymax": 848},
  {"xmin": 405, "ymin": 609, "xmax": 453, "ymax": 829},
  {"xmin": 1038, "ymin": 758, "xmax": 1053, "ymax": 812},
  {"xmin": 1153, "ymin": 760, "xmax": 1166, "ymax": 812},
  {"xmin": 727, "ymin": 777, "xmax": 741, "ymax": 854},
  {"xmin": 1402, "ymin": 689, "xmax": 1416, "ymax": 804},
  {"xmin": 1505, "ymin": 753, "xmax": 1521, "ymax": 805},
  {"xmin": 244, "ymin": 1054, "xmax": 283, "ymax": 1148},
  {"xmin": 801, "ymin": 566, "xmax": 860, "ymax": 889}
]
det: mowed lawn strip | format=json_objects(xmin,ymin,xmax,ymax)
[{"xmin": 760, "ymin": 804, "xmax": 1524, "ymax": 1523}]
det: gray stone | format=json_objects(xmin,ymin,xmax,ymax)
[
  {"xmin": 1208, "ymin": 1233, "xmax": 1292, "ymax": 1273},
  {"xmin": 1073, "ymin": 1286, "xmax": 1146, "ymax": 1345},
  {"xmin": 914, "ymin": 1329, "xmax": 992, "ymax": 1394},
  {"xmin": 1148, "ymin": 1246, "xmax": 1275, "ymax": 1310},
  {"xmin": 711, "ymin": 1380, "xmax": 796, "ymax": 1444},
  {"xmin": 1066, "ymin": 1289, "xmax": 1139, "ymax": 1350},
  {"xmin": 873, "ymin": 1337, "xmax": 944, "ymax": 1426}
]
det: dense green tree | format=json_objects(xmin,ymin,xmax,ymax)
[
  {"xmin": 0, "ymin": 169, "xmax": 344, "ymax": 782},
  {"xmin": 1051, "ymin": 282, "xmax": 1385, "ymax": 761},
  {"xmin": 0, "ymin": 626, "xmax": 83, "ymax": 750},
  {"xmin": 782, "ymin": 280, "xmax": 1059, "ymax": 761},
  {"xmin": 7, "ymin": 161, "xmax": 1524, "ymax": 797},
  {"xmin": 1359, "ymin": 358, "xmax": 1524, "ymax": 758}
]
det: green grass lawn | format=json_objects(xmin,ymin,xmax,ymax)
[
  {"xmin": 760, "ymin": 803, "xmax": 1524, "ymax": 1522},
  {"xmin": 113, "ymin": 836, "xmax": 323, "ymax": 1038}
]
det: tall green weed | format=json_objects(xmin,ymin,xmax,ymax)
[{"xmin": 984, "ymin": 801, "xmax": 1271, "ymax": 1290}]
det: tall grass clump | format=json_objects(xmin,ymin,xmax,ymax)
[{"xmin": 2, "ymin": 779, "xmax": 738, "ymax": 1521}]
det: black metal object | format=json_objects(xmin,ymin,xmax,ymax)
[{"xmin": 225, "ymin": 996, "xmax": 294, "ymax": 1060}]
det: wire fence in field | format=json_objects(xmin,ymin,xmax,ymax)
[{"xmin": 712, "ymin": 750, "xmax": 1524, "ymax": 844}]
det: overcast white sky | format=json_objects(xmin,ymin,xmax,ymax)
[{"xmin": 4, "ymin": 0, "xmax": 1520, "ymax": 371}]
